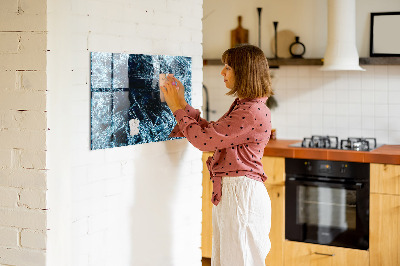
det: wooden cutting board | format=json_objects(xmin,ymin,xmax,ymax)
[{"xmin": 231, "ymin": 16, "xmax": 249, "ymax": 48}]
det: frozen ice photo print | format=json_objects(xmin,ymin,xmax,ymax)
[{"xmin": 90, "ymin": 52, "xmax": 192, "ymax": 150}]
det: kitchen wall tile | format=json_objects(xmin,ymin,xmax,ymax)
[
  {"xmin": 310, "ymin": 66, "xmax": 324, "ymax": 77},
  {"xmin": 375, "ymin": 117, "xmax": 389, "ymax": 129},
  {"xmin": 387, "ymin": 65, "xmax": 400, "ymax": 76},
  {"xmin": 298, "ymin": 77, "xmax": 311, "ymax": 89},
  {"xmin": 323, "ymin": 115, "xmax": 336, "ymax": 129},
  {"xmin": 348, "ymin": 90, "xmax": 362, "ymax": 103},
  {"xmin": 388, "ymin": 131, "xmax": 400, "ymax": 143},
  {"xmin": 285, "ymin": 66, "xmax": 298, "ymax": 77},
  {"xmin": 323, "ymin": 86, "xmax": 336, "ymax": 103},
  {"xmin": 336, "ymin": 90, "xmax": 349, "ymax": 103},
  {"xmin": 311, "ymin": 114, "xmax": 324, "ymax": 129},
  {"xmin": 336, "ymin": 103, "xmax": 349, "ymax": 116},
  {"xmin": 348, "ymin": 102, "xmax": 362, "ymax": 116},
  {"xmin": 362, "ymin": 128, "xmax": 375, "ymax": 138},
  {"xmin": 362, "ymin": 116, "xmax": 375, "ymax": 130},
  {"xmin": 298, "ymin": 67, "xmax": 311, "ymax": 78},
  {"xmin": 310, "ymin": 77, "xmax": 324, "ymax": 90},
  {"xmin": 349, "ymin": 75, "xmax": 361, "ymax": 91},
  {"xmin": 336, "ymin": 128, "xmax": 349, "ymax": 139},
  {"xmin": 349, "ymin": 116, "xmax": 363, "ymax": 129},
  {"xmin": 388, "ymin": 117, "xmax": 400, "ymax": 131},
  {"xmin": 389, "ymin": 104, "xmax": 400, "ymax": 117},
  {"xmin": 323, "ymin": 103, "xmax": 336, "ymax": 115},
  {"xmin": 374, "ymin": 130, "xmax": 389, "ymax": 144},
  {"xmin": 375, "ymin": 104, "xmax": 389, "ymax": 117},
  {"xmin": 349, "ymin": 128, "xmax": 363, "ymax": 137},
  {"xmin": 336, "ymin": 115, "xmax": 348, "ymax": 129},
  {"xmin": 298, "ymin": 89, "xmax": 313, "ymax": 103},
  {"xmin": 388, "ymin": 91, "xmax": 400, "ymax": 104},
  {"xmin": 286, "ymin": 77, "xmax": 299, "ymax": 89},
  {"xmin": 374, "ymin": 65, "xmax": 388, "ymax": 77},
  {"xmin": 388, "ymin": 75, "xmax": 400, "ymax": 91},
  {"xmin": 204, "ymin": 65, "xmax": 399, "ymax": 144},
  {"xmin": 298, "ymin": 101, "xmax": 312, "ymax": 115},
  {"xmin": 374, "ymin": 90, "xmax": 388, "ymax": 104},
  {"xmin": 311, "ymin": 102, "xmax": 324, "ymax": 113},
  {"xmin": 361, "ymin": 104, "xmax": 375, "ymax": 117},
  {"xmin": 361, "ymin": 71, "xmax": 374, "ymax": 91},
  {"xmin": 311, "ymin": 127, "xmax": 325, "ymax": 136},
  {"xmin": 287, "ymin": 113, "xmax": 300, "ymax": 127},
  {"xmin": 335, "ymin": 72, "xmax": 349, "ymax": 90},
  {"xmin": 322, "ymin": 70, "xmax": 335, "ymax": 78},
  {"xmin": 361, "ymin": 90, "xmax": 375, "ymax": 103},
  {"xmin": 311, "ymin": 86, "xmax": 323, "ymax": 101},
  {"xmin": 374, "ymin": 77, "xmax": 388, "ymax": 91}
]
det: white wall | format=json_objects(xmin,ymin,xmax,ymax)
[
  {"xmin": 203, "ymin": 0, "xmax": 400, "ymax": 58},
  {"xmin": 46, "ymin": 0, "xmax": 203, "ymax": 266},
  {"xmin": 0, "ymin": 0, "xmax": 48, "ymax": 265},
  {"xmin": 203, "ymin": 0, "xmax": 400, "ymax": 145}
]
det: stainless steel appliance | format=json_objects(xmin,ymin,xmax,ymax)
[
  {"xmin": 289, "ymin": 135, "xmax": 380, "ymax": 151},
  {"xmin": 285, "ymin": 158, "xmax": 370, "ymax": 250}
]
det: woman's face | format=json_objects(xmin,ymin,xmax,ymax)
[{"xmin": 221, "ymin": 64, "xmax": 235, "ymax": 89}]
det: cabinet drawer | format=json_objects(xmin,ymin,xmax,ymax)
[{"xmin": 284, "ymin": 241, "xmax": 369, "ymax": 266}]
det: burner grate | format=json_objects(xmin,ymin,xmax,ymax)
[
  {"xmin": 340, "ymin": 137, "xmax": 377, "ymax": 151},
  {"xmin": 301, "ymin": 135, "xmax": 339, "ymax": 149}
]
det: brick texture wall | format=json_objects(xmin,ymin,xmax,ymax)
[
  {"xmin": 1, "ymin": 0, "xmax": 203, "ymax": 265},
  {"xmin": 46, "ymin": 0, "xmax": 203, "ymax": 266},
  {"xmin": 0, "ymin": 0, "xmax": 48, "ymax": 265}
]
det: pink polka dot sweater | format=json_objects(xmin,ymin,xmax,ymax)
[{"xmin": 169, "ymin": 97, "xmax": 271, "ymax": 206}]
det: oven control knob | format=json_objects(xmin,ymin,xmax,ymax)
[
  {"xmin": 304, "ymin": 161, "xmax": 312, "ymax": 171},
  {"xmin": 340, "ymin": 164, "xmax": 347, "ymax": 174}
]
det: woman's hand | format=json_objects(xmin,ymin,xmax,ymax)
[
  {"xmin": 161, "ymin": 76, "xmax": 187, "ymax": 113},
  {"xmin": 173, "ymin": 77, "xmax": 188, "ymax": 108}
]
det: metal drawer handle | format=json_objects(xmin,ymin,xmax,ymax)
[{"xmin": 314, "ymin": 252, "xmax": 335, "ymax": 257}]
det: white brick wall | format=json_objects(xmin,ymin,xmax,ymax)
[
  {"xmin": 46, "ymin": 1, "xmax": 203, "ymax": 266},
  {"xmin": 0, "ymin": 0, "xmax": 48, "ymax": 265}
]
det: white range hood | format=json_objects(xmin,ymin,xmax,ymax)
[{"xmin": 320, "ymin": 0, "xmax": 365, "ymax": 71}]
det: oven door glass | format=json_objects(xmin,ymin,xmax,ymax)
[
  {"xmin": 298, "ymin": 185, "xmax": 356, "ymax": 240},
  {"xmin": 286, "ymin": 180, "xmax": 369, "ymax": 250}
]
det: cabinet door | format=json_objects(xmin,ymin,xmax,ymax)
[
  {"xmin": 370, "ymin": 193, "xmax": 400, "ymax": 266},
  {"xmin": 261, "ymin": 156, "xmax": 285, "ymax": 185},
  {"xmin": 264, "ymin": 184, "xmax": 284, "ymax": 266},
  {"xmin": 284, "ymin": 241, "xmax": 369, "ymax": 266},
  {"xmin": 370, "ymin": 163, "xmax": 400, "ymax": 195},
  {"xmin": 202, "ymin": 152, "xmax": 213, "ymax": 258}
]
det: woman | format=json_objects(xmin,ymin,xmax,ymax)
[{"xmin": 161, "ymin": 44, "xmax": 273, "ymax": 266}]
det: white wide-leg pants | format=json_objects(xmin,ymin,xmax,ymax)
[{"xmin": 212, "ymin": 176, "xmax": 271, "ymax": 266}]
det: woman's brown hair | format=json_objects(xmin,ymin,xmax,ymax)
[{"xmin": 221, "ymin": 44, "xmax": 273, "ymax": 99}]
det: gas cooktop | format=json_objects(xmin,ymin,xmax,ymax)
[{"xmin": 289, "ymin": 135, "xmax": 382, "ymax": 151}]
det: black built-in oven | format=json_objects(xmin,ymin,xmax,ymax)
[{"xmin": 285, "ymin": 158, "xmax": 369, "ymax": 250}]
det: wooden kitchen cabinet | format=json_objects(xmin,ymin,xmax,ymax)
[
  {"xmin": 262, "ymin": 156, "xmax": 285, "ymax": 266},
  {"xmin": 370, "ymin": 163, "xmax": 400, "ymax": 195},
  {"xmin": 370, "ymin": 193, "xmax": 400, "ymax": 266},
  {"xmin": 201, "ymin": 154, "xmax": 286, "ymax": 266},
  {"xmin": 202, "ymin": 152, "xmax": 213, "ymax": 258},
  {"xmin": 370, "ymin": 163, "xmax": 400, "ymax": 266},
  {"xmin": 264, "ymin": 184, "xmax": 285, "ymax": 266},
  {"xmin": 284, "ymin": 241, "xmax": 369, "ymax": 266}
]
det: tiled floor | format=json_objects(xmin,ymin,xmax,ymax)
[{"xmin": 202, "ymin": 257, "xmax": 211, "ymax": 266}]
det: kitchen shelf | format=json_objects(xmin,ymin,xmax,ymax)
[
  {"xmin": 203, "ymin": 58, "xmax": 323, "ymax": 68},
  {"xmin": 203, "ymin": 57, "xmax": 400, "ymax": 67},
  {"xmin": 359, "ymin": 57, "xmax": 400, "ymax": 65}
]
